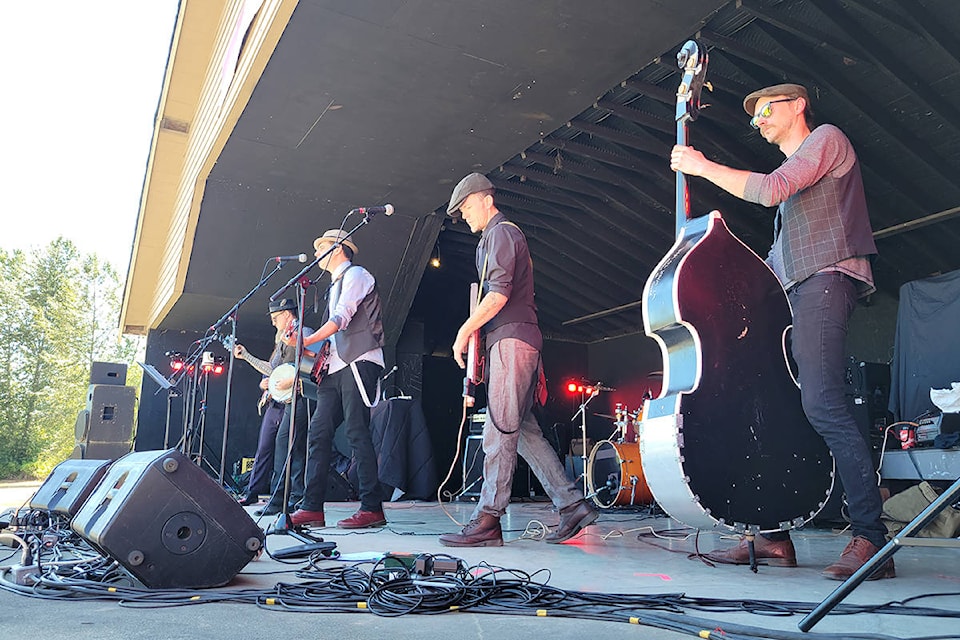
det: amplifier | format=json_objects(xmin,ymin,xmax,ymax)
[
  {"xmin": 469, "ymin": 412, "xmax": 486, "ymax": 435},
  {"xmin": 916, "ymin": 413, "xmax": 960, "ymax": 446}
]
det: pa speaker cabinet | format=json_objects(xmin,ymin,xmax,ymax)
[
  {"xmin": 72, "ymin": 449, "xmax": 264, "ymax": 589},
  {"xmin": 86, "ymin": 385, "xmax": 136, "ymax": 443},
  {"xmin": 29, "ymin": 459, "xmax": 112, "ymax": 517},
  {"xmin": 89, "ymin": 361, "xmax": 127, "ymax": 386}
]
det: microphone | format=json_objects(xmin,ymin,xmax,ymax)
[
  {"xmin": 350, "ymin": 204, "xmax": 394, "ymax": 217},
  {"xmin": 273, "ymin": 254, "xmax": 308, "ymax": 263}
]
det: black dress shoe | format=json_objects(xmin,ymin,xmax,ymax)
[
  {"xmin": 238, "ymin": 494, "xmax": 261, "ymax": 506},
  {"xmin": 255, "ymin": 504, "xmax": 281, "ymax": 517}
]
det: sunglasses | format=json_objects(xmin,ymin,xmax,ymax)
[{"xmin": 750, "ymin": 97, "xmax": 798, "ymax": 129}]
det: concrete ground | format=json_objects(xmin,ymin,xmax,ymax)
[{"xmin": 2, "ymin": 479, "xmax": 958, "ymax": 640}]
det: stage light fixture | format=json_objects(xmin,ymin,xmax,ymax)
[{"xmin": 166, "ymin": 350, "xmax": 185, "ymax": 372}]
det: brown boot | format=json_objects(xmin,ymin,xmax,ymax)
[
  {"xmin": 705, "ymin": 535, "xmax": 797, "ymax": 567},
  {"xmin": 439, "ymin": 513, "xmax": 503, "ymax": 547},
  {"xmin": 821, "ymin": 536, "xmax": 895, "ymax": 581},
  {"xmin": 545, "ymin": 500, "xmax": 598, "ymax": 543}
]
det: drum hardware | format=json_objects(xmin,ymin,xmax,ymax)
[
  {"xmin": 586, "ymin": 440, "xmax": 654, "ymax": 508},
  {"xmin": 570, "ymin": 381, "xmax": 612, "ymax": 495}
]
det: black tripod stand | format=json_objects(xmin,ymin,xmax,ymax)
[{"xmin": 800, "ymin": 474, "xmax": 960, "ymax": 631}]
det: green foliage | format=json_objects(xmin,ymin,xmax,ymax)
[{"xmin": 0, "ymin": 239, "xmax": 143, "ymax": 479}]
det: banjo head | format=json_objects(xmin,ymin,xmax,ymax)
[{"xmin": 268, "ymin": 363, "xmax": 295, "ymax": 403}]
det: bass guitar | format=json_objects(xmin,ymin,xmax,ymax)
[
  {"xmin": 638, "ymin": 40, "xmax": 834, "ymax": 534},
  {"xmin": 463, "ymin": 282, "xmax": 485, "ymax": 407}
]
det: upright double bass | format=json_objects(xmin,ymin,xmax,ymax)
[{"xmin": 638, "ymin": 41, "xmax": 833, "ymax": 534}]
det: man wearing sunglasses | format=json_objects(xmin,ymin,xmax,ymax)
[{"xmin": 670, "ymin": 84, "xmax": 891, "ymax": 581}]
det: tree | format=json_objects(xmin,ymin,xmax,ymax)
[{"xmin": 0, "ymin": 239, "xmax": 143, "ymax": 478}]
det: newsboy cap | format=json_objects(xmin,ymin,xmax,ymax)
[
  {"xmin": 743, "ymin": 83, "xmax": 810, "ymax": 115},
  {"xmin": 447, "ymin": 172, "xmax": 495, "ymax": 215}
]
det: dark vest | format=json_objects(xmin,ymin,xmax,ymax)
[{"xmin": 327, "ymin": 265, "xmax": 384, "ymax": 364}]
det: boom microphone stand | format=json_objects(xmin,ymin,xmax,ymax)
[
  {"xmin": 264, "ymin": 213, "xmax": 378, "ymax": 558},
  {"xmin": 570, "ymin": 385, "xmax": 601, "ymax": 496},
  {"xmin": 208, "ymin": 260, "xmax": 287, "ymax": 487}
]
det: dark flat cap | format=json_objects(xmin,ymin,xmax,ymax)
[
  {"xmin": 269, "ymin": 298, "xmax": 298, "ymax": 314},
  {"xmin": 447, "ymin": 172, "xmax": 494, "ymax": 215},
  {"xmin": 743, "ymin": 83, "xmax": 809, "ymax": 115}
]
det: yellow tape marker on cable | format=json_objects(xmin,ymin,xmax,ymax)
[
  {"xmin": 357, "ymin": 602, "xmax": 368, "ymax": 609},
  {"xmin": 190, "ymin": 596, "xmax": 201, "ymax": 601},
  {"xmin": 699, "ymin": 631, "xmax": 711, "ymax": 639},
  {"xmin": 449, "ymin": 606, "xmax": 460, "ymax": 611},
  {"xmin": 629, "ymin": 617, "xmax": 640, "ymax": 624},
  {"xmin": 107, "ymin": 587, "xmax": 117, "ymax": 593},
  {"xmin": 536, "ymin": 609, "xmax": 548, "ymax": 617},
  {"xmin": 265, "ymin": 598, "xmax": 276, "ymax": 605}
]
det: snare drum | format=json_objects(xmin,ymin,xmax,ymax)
[{"xmin": 587, "ymin": 440, "xmax": 654, "ymax": 508}]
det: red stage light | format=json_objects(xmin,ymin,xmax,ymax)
[
  {"xmin": 585, "ymin": 386, "xmax": 594, "ymax": 396},
  {"xmin": 566, "ymin": 382, "xmax": 578, "ymax": 393},
  {"xmin": 171, "ymin": 361, "xmax": 184, "ymax": 371},
  {"xmin": 213, "ymin": 364, "xmax": 224, "ymax": 375}
]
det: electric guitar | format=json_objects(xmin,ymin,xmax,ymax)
[{"xmin": 463, "ymin": 282, "xmax": 485, "ymax": 407}]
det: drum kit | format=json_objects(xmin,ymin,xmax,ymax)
[{"xmin": 581, "ymin": 380, "xmax": 660, "ymax": 510}]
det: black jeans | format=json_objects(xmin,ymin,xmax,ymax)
[
  {"xmin": 788, "ymin": 272, "xmax": 886, "ymax": 547},
  {"xmin": 265, "ymin": 396, "xmax": 308, "ymax": 509},
  {"xmin": 302, "ymin": 361, "xmax": 383, "ymax": 513},
  {"xmin": 246, "ymin": 400, "xmax": 283, "ymax": 496}
]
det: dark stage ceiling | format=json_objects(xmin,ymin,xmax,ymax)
[{"xmin": 159, "ymin": 0, "xmax": 960, "ymax": 349}]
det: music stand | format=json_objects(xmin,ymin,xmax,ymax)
[
  {"xmin": 799, "ymin": 474, "xmax": 960, "ymax": 631},
  {"xmin": 138, "ymin": 362, "xmax": 172, "ymax": 390},
  {"xmin": 139, "ymin": 361, "xmax": 179, "ymax": 449}
]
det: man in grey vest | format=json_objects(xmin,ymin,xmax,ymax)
[
  {"xmin": 670, "ymin": 83, "xmax": 891, "ymax": 580},
  {"xmin": 284, "ymin": 229, "xmax": 387, "ymax": 529}
]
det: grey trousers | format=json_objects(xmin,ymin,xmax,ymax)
[{"xmin": 474, "ymin": 338, "xmax": 583, "ymax": 519}]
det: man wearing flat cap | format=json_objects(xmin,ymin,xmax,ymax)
[
  {"xmin": 233, "ymin": 298, "xmax": 311, "ymax": 515},
  {"xmin": 671, "ymin": 84, "xmax": 890, "ymax": 580},
  {"xmin": 439, "ymin": 173, "xmax": 597, "ymax": 547},
  {"xmin": 283, "ymin": 229, "xmax": 387, "ymax": 529}
]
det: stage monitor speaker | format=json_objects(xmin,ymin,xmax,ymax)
[
  {"xmin": 29, "ymin": 459, "xmax": 112, "ymax": 517},
  {"xmin": 71, "ymin": 449, "xmax": 264, "ymax": 589},
  {"xmin": 89, "ymin": 361, "xmax": 127, "ymax": 386},
  {"xmin": 86, "ymin": 385, "xmax": 136, "ymax": 444}
]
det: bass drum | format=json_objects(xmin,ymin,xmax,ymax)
[{"xmin": 587, "ymin": 440, "xmax": 654, "ymax": 508}]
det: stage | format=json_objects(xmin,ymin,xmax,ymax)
[{"xmin": 1, "ymin": 481, "xmax": 957, "ymax": 640}]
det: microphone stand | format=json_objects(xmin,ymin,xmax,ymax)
[
  {"xmin": 264, "ymin": 209, "xmax": 380, "ymax": 558},
  {"xmin": 208, "ymin": 260, "xmax": 287, "ymax": 488},
  {"xmin": 570, "ymin": 386, "xmax": 601, "ymax": 496}
]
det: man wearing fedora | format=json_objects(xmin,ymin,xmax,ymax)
[
  {"xmin": 440, "ymin": 173, "xmax": 597, "ymax": 547},
  {"xmin": 233, "ymin": 298, "xmax": 311, "ymax": 516},
  {"xmin": 670, "ymin": 83, "xmax": 891, "ymax": 580},
  {"xmin": 284, "ymin": 229, "xmax": 387, "ymax": 529}
]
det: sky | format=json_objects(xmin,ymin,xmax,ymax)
[{"xmin": 2, "ymin": 1, "xmax": 181, "ymax": 275}]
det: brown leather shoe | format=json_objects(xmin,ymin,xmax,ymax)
[
  {"xmin": 439, "ymin": 513, "xmax": 503, "ymax": 547},
  {"xmin": 821, "ymin": 536, "xmax": 895, "ymax": 581},
  {"xmin": 337, "ymin": 509, "xmax": 387, "ymax": 529},
  {"xmin": 705, "ymin": 535, "xmax": 797, "ymax": 567},
  {"xmin": 289, "ymin": 509, "xmax": 326, "ymax": 527},
  {"xmin": 545, "ymin": 500, "xmax": 599, "ymax": 543}
]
